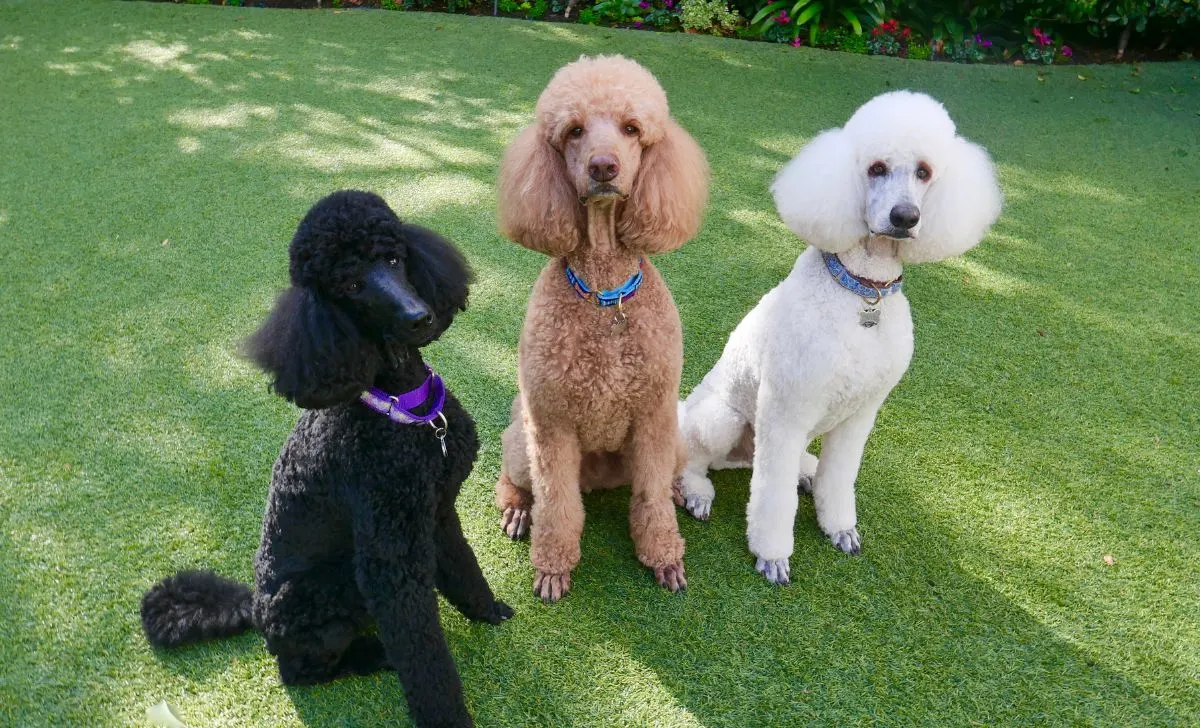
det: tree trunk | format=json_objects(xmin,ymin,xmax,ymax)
[{"xmin": 1116, "ymin": 22, "xmax": 1132, "ymax": 60}]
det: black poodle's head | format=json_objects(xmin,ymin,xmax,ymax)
[{"xmin": 245, "ymin": 190, "xmax": 473, "ymax": 409}]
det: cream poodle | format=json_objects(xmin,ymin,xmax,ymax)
[
  {"xmin": 493, "ymin": 56, "xmax": 709, "ymax": 602},
  {"xmin": 675, "ymin": 91, "xmax": 1002, "ymax": 584}
]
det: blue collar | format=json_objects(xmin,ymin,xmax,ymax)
[
  {"xmin": 822, "ymin": 252, "xmax": 903, "ymax": 301},
  {"xmin": 564, "ymin": 258, "xmax": 644, "ymax": 308}
]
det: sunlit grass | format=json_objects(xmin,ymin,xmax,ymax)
[{"xmin": 0, "ymin": 0, "xmax": 1197, "ymax": 726}]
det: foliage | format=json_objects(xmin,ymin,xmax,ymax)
[
  {"xmin": 1022, "ymin": 25, "xmax": 1073, "ymax": 62},
  {"xmin": 577, "ymin": 6, "xmax": 601, "ymax": 21},
  {"xmin": 679, "ymin": 0, "xmax": 743, "ymax": 32},
  {"xmin": 937, "ymin": 32, "xmax": 995, "ymax": 61},
  {"xmin": 907, "ymin": 39, "xmax": 932, "ymax": 57},
  {"xmin": 818, "ymin": 27, "xmax": 869, "ymax": 51},
  {"xmin": 501, "ymin": 0, "xmax": 550, "ymax": 17},
  {"xmin": 866, "ymin": 16, "xmax": 911, "ymax": 55},
  {"xmin": 750, "ymin": 0, "xmax": 886, "ymax": 45}
]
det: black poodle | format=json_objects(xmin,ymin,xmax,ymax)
[{"xmin": 141, "ymin": 190, "xmax": 511, "ymax": 728}]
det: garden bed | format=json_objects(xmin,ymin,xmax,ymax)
[{"xmin": 154, "ymin": 0, "xmax": 1196, "ymax": 64}]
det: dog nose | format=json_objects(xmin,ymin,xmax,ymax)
[
  {"xmin": 889, "ymin": 204, "xmax": 920, "ymax": 230},
  {"xmin": 588, "ymin": 155, "xmax": 620, "ymax": 183},
  {"xmin": 405, "ymin": 311, "xmax": 433, "ymax": 331}
]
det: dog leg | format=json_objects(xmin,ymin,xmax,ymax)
[
  {"xmin": 630, "ymin": 398, "xmax": 687, "ymax": 592},
  {"xmin": 812, "ymin": 406, "xmax": 880, "ymax": 556},
  {"xmin": 798, "ymin": 451, "xmax": 819, "ymax": 495},
  {"xmin": 528, "ymin": 422, "xmax": 584, "ymax": 603},
  {"xmin": 497, "ymin": 412, "xmax": 534, "ymax": 539},
  {"xmin": 746, "ymin": 390, "xmax": 811, "ymax": 585},
  {"xmin": 496, "ymin": 474, "xmax": 533, "ymax": 540},
  {"xmin": 436, "ymin": 507, "xmax": 515, "ymax": 624},
  {"xmin": 675, "ymin": 392, "xmax": 747, "ymax": 521}
]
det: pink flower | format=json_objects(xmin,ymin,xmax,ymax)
[
  {"xmin": 1061, "ymin": 45, "xmax": 1073, "ymax": 57},
  {"xmin": 975, "ymin": 33, "xmax": 992, "ymax": 48},
  {"xmin": 633, "ymin": 20, "xmax": 643, "ymax": 27},
  {"xmin": 790, "ymin": 38, "xmax": 802, "ymax": 47},
  {"xmin": 638, "ymin": 1, "xmax": 648, "ymax": 7},
  {"xmin": 775, "ymin": 11, "xmax": 790, "ymax": 23},
  {"xmin": 1032, "ymin": 27, "xmax": 1053, "ymax": 46}
]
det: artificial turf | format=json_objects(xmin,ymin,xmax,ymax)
[{"xmin": 0, "ymin": 0, "xmax": 1197, "ymax": 725}]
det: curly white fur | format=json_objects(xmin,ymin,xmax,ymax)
[{"xmin": 677, "ymin": 91, "xmax": 1002, "ymax": 583}]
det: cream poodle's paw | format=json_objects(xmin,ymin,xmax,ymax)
[
  {"xmin": 797, "ymin": 453, "xmax": 818, "ymax": 494},
  {"xmin": 500, "ymin": 506, "xmax": 531, "ymax": 540},
  {"xmin": 673, "ymin": 473, "xmax": 714, "ymax": 521},
  {"xmin": 653, "ymin": 561, "xmax": 687, "ymax": 592},
  {"xmin": 533, "ymin": 570, "xmax": 572, "ymax": 603},
  {"xmin": 755, "ymin": 557, "xmax": 791, "ymax": 585},
  {"xmin": 830, "ymin": 528, "xmax": 861, "ymax": 555}
]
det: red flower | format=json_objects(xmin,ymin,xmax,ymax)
[{"xmin": 901, "ymin": 27, "xmax": 910, "ymax": 37}]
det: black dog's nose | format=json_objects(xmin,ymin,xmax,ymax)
[
  {"xmin": 890, "ymin": 204, "xmax": 920, "ymax": 230},
  {"xmin": 405, "ymin": 311, "xmax": 433, "ymax": 331},
  {"xmin": 589, "ymin": 155, "xmax": 620, "ymax": 183}
]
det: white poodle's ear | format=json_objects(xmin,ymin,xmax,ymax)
[
  {"xmin": 771, "ymin": 129, "xmax": 867, "ymax": 253},
  {"xmin": 901, "ymin": 137, "xmax": 1002, "ymax": 263}
]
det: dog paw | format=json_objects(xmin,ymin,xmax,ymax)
[
  {"xmin": 685, "ymin": 494, "xmax": 712, "ymax": 521},
  {"xmin": 500, "ymin": 506, "xmax": 531, "ymax": 540},
  {"xmin": 674, "ymin": 475, "xmax": 713, "ymax": 521},
  {"xmin": 797, "ymin": 474, "xmax": 813, "ymax": 495},
  {"xmin": 653, "ymin": 561, "xmax": 687, "ymax": 592},
  {"xmin": 830, "ymin": 528, "xmax": 861, "ymax": 555},
  {"xmin": 533, "ymin": 571, "xmax": 572, "ymax": 603},
  {"xmin": 755, "ymin": 557, "xmax": 791, "ymax": 585},
  {"xmin": 480, "ymin": 600, "xmax": 514, "ymax": 624}
]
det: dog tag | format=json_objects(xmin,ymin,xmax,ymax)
[
  {"xmin": 610, "ymin": 309, "xmax": 628, "ymax": 335},
  {"xmin": 859, "ymin": 306, "xmax": 881, "ymax": 328},
  {"xmin": 430, "ymin": 413, "xmax": 448, "ymax": 457}
]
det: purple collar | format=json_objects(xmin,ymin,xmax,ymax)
[{"xmin": 359, "ymin": 366, "xmax": 449, "ymax": 456}]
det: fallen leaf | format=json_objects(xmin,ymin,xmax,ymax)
[
  {"xmin": 161, "ymin": 239, "xmax": 169, "ymax": 246},
  {"xmin": 1103, "ymin": 554, "xmax": 1115, "ymax": 566},
  {"xmin": 962, "ymin": 275, "xmax": 970, "ymax": 284},
  {"xmin": 1077, "ymin": 74, "xmax": 1087, "ymax": 81},
  {"xmin": 147, "ymin": 701, "xmax": 188, "ymax": 728},
  {"xmin": 1129, "ymin": 87, "xmax": 1141, "ymax": 94},
  {"xmin": 1036, "ymin": 330, "xmax": 1045, "ymax": 337},
  {"xmin": 1013, "ymin": 59, "xmax": 1024, "ymax": 66}
]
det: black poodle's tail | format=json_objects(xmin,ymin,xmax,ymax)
[{"xmin": 141, "ymin": 570, "xmax": 255, "ymax": 648}]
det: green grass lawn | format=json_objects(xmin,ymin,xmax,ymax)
[{"xmin": 1, "ymin": 0, "xmax": 1197, "ymax": 725}]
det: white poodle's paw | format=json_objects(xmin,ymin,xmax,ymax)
[
  {"xmin": 673, "ymin": 473, "xmax": 715, "ymax": 521},
  {"xmin": 797, "ymin": 474, "xmax": 813, "ymax": 495},
  {"xmin": 755, "ymin": 557, "xmax": 791, "ymax": 585},
  {"xmin": 829, "ymin": 528, "xmax": 861, "ymax": 555}
]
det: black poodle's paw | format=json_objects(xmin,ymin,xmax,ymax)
[{"xmin": 476, "ymin": 600, "xmax": 514, "ymax": 625}]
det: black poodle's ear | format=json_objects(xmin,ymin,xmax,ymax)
[
  {"xmin": 243, "ymin": 286, "xmax": 382, "ymax": 409},
  {"xmin": 401, "ymin": 223, "xmax": 473, "ymax": 331}
]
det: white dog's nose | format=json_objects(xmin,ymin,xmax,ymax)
[{"xmin": 889, "ymin": 204, "xmax": 920, "ymax": 230}]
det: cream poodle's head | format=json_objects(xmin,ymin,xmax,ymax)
[
  {"xmin": 771, "ymin": 90, "xmax": 1002, "ymax": 263},
  {"xmin": 497, "ymin": 55, "xmax": 709, "ymax": 257}
]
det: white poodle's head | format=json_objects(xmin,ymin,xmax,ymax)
[{"xmin": 771, "ymin": 90, "xmax": 1002, "ymax": 263}]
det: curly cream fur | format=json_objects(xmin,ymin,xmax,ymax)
[{"xmin": 494, "ymin": 55, "xmax": 708, "ymax": 601}]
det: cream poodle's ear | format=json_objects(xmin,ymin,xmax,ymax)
[
  {"xmin": 497, "ymin": 124, "xmax": 583, "ymax": 257},
  {"xmin": 771, "ymin": 129, "xmax": 867, "ymax": 253},
  {"xmin": 902, "ymin": 137, "xmax": 1002, "ymax": 263},
  {"xmin": 618, "ymin": 119, "xmax": 709, "ymax": 254}
]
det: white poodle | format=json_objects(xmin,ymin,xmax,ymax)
[{"xmin": 675, "ymin": 91, "xmax": 1002, "ymax": 584}]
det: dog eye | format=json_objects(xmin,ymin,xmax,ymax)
[
  {"xmin": 568, "ymin": 126, "xmax": 584, "ymax": 138},
  {"xmin": 387, "ymin": 257, "xmax": 400, "ymax": 267},
  {"xmin": 347, "ymin": 281, "xmax": 363, "ymax": 294},
  {"xmin": 868, "ymin": 162, "xmax": 888, "ymax": 177},
  {"xmin": 623, "ymin": 123, "xmax": 639, "ymax": 136},
  {"xmin": 915, "ymin": 163, "xmax": 932, "ymax": 181}
]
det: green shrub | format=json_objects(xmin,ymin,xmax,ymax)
[
  {"xmin": 907, "ymin": 40, "xmax": 931, "ymax": 58},
  {"xmin": 577, "ymin": 6, "xmax": 601, "ymax": 22},
  {"xmin": 749, "ymin": 0, "xmax": 884, "ymax": 45},
  {"xmin": 679, "ymin": 0, "xmax": 743, "ymax": 33}
]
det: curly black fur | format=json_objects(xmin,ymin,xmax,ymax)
[
  {"xmin": 141, "ymin": 190, "xmax": 511, "ymax": 728},
  {"xmin": 142, "ymin": 570, "xmax": 253, "ymax": 647}
]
